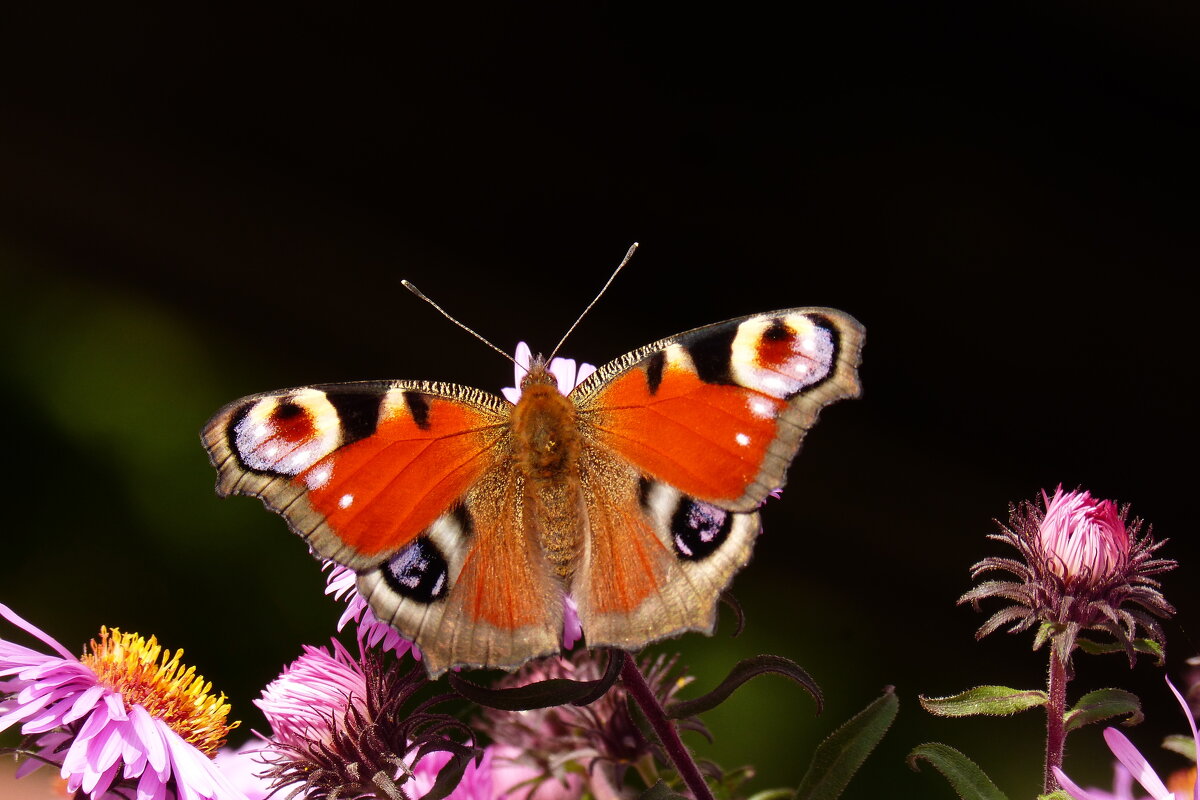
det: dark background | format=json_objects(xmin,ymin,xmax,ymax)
[{"xmin": 1, "ymin": 4, "xmax": 1196, "ymax": 798}]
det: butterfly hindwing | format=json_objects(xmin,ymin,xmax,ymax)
[
  {"xmin": 355, "ymin": 466, "xmax": 563, "ymax": 675},
  {"xmin": 574, "ymin": 308, "xmax": 865, "ymax": 511},
  {"xmin": 572, "ymin": 448, "xmax": 761, "ymax": 650}
]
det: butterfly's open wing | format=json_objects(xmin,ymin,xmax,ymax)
[
  {"xmin": 570, "ymin": 308, "xmax": 864, "ymax": 645},
  {"xmin": 203, "ymin": 381, "xmax": 508, "ymax": 569},
  {"xmin": 572, "ymin": 448, "xmax": 763, "ymax": 649},
  {"xmin": 355, "ymin": 463, "xmax": 565, "ymax": 675},
  {"xmin": 573, "ymin": 308, "xmax": 864, "ymax": 511},
  {"xmin": 203, "ymin": 381, "xmax": 565, "ymax": 675}
]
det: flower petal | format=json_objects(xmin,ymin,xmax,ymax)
[
  {"xmin": 130, "ymin": 704, "xmax": 169, "ymax": 778},
  {"xmin": 1164, "ymin": 678, "xmax": 1200, "ymax": 800},
  {"xmin": 0, "ymin": 603, "xmax": 78, "ymax": 660},
  {"xmin": 575, "ymin": 363, "xmax": 597, "ymax": 386},
  {"xmin": 64, "ymin": 683, "xmax": 107, "ymax": 724},
  {"xmin": 1102, "ymin": 727, "xmax": 1174, "ymax": 800},
  {"xmin": 1052, "ymin": 766, "xmax": 1101, "ymax": 800}
]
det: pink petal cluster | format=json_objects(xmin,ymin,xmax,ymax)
[
  {"xmin": 0, "ymin": 604, "xmax": 247, "ymax": 800},
  {"xmin": 324, "ymin": 562, "xmax": 420, "ymax": 658},
  {"xmin": 1038, "ymin": 486, "xmax": 1130, "ymax": 586},
  {"xmin": 501, "ymin": 342, "xmax": 597, "ymax": 403},
  {"xmin": 254, "ymin": 638, "xmax": 367, "ymax": 747},
  {"xmin": 1055, "ymin": 678, "xmax": 1199, "ymax": 800}
]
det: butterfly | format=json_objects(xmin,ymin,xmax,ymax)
[{"xmin": 202, "ymin": 306, "xmax": 864, "ymax": 676}]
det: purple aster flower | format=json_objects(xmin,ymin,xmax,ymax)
[
  {"xmin": 960, "ymin": 486, "xmax": 1175, "ymax": 662},
  {"xmin": 0, "ymin": 603, "xmax": 246, "ymax": 800},
  {"xmin": 255, "ymin": 638, "xmax": 369, "ymax": 749},
  {"xmin": 1055, "ymin": 677, "xmax": 1199, "ymax": 800},
  {"xmin": 254, "ymin": 637, "xmax": 478, "ymax": 800}
]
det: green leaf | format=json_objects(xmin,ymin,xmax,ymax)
[
  {"xmin": 639, "ymin": 780, "xmax": 691, "ymax": 800},
  {"xmin": 1063, "ymin": 688, "xmax": 1143, "ymax": 732},
  {"xmin": 1037, "ymin": 791, "xmax": 1072, "ymax": 800},
  {"xmin": 1135, "ymin": 638, "xmax": 1166, "ymax": 663},
  {"xmin": 1162, "ymin": 734, "xmax": 1197, "ymax": 760},
  {"xmin": 745, "ymin": 790, "xmax": 795, "ymax": 800},
  {"xmin": 1033, "ymin": 621, "xmax": 1058, "ymax": 651},
  {"xmin": 794, "ymin": 687, "xmax": 898, "ymax": 800},
  {"xmin": 907, "ymin": 743, "xmax": 1009, "ymax": 800},
  {"xmin": 920, "ymin": 686, "xmax": 1047, "ymax": 718},
  {"xmin": 667, "ymin": 654, "xmax": 822, "ymax": 719},
  {"xmin": 1075, "ymin": 637, "xmax": 1164, "ymax": 663}
]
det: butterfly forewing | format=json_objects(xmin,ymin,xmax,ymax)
[
  {"xmin": 202, "ymin": 380, "xmax": 510, "ymax": 570},
  {"xmin": 573, "ymin": 308, "xmax": 865, "ymax": 511}
]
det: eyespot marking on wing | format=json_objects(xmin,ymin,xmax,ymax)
[
  {"xmin": 729, "ymin": 313, "xmax": 837, "ymax": 399},
  {"xmin": 381, "ymin": 536, "xmax": 450, "ymax": 603},
  {"xmin": 231, "ymin": 389, "xmax": 341, "ymax": 475}
]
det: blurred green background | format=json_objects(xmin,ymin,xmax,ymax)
[{"xmin": 1, "ymin": 5, "xmax": 1196, "ymax": 798}]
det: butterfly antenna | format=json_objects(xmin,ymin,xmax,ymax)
[
  {"xmin": 401, "ymin": 280, "xmax": 519, "ymax": 367},
  {"xmin": 548, "ymin": 242, "xmax": 639, "ymax": 361}
]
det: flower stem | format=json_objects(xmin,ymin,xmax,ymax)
[
  {"xmin": 1044, "ymin": 649, "xmax": 1069, "ymax": 793},
  {"xmin": 619, "ymin": 651, "xmax": 714, "ymax": 800}
]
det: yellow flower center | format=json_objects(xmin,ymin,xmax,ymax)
[{"xmin": 79, "ymin": 627, "xmax": 239, "ymax": 756}]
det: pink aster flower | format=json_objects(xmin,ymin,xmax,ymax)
[
  {"xmin": 255, "ymin": 638, "xmax": 478, "ymax": 799},
  {"xmin": 1039, "ymin": 487, "xmax": 1130, "ymax": 587},
  {"xmin": 961, "ymin": 485, "xmax": 1175, "ymax": 662},
  {"xmin": 0, "ymin": 603, "xmax": 246, "ymax": 800},
  {"xmin": 1055, "ymin": 677, "xmax": 1199, "ymax": 800},
  {"xmin": 254, "ymin": 638, "xmax": 368, "ymax": 748}
]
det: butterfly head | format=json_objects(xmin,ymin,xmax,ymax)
[{"xmin": 519, "ymin": 355, "xmax": 560, "ymax": 391}]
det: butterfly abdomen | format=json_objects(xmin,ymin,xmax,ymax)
[{"xmin": 511, "ymin": 372, "xmax": 586, "ymax": 579}]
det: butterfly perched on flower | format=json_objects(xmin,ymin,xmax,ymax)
[{"xmin": 202, "ymin": 272, "xmax": 864, "ymax": 676}]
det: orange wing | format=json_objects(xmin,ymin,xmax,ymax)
[
  {"xmin": 574, "ymin": 308, "xmax": 865, "ymax": 511},
  {"xmin": 202, "ymin": 381, "xmax": 509, "ymax": 570},
  {"xmin": 204, "ymin": 380, "xmax": 566, "ymax": 675}
]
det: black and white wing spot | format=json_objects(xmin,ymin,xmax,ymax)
[
  {"xmin": 381, "ymin": 536, "xmax": 450, "ymax": 602},
  {"xmin": 225, "ymin": 386, "xmax": 385, "ymax": 478},
  {"xmin": 638, "ymin": 480, "xmax": 756, "ymax": 563}
]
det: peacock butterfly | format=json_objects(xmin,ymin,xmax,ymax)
[{"xmin": 202, "ymin": 279, "xmax": 864, "ymax": 676}]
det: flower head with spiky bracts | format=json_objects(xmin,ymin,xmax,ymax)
[
  {"xmin": 960, "ymin": 486, "xmax": 1176, "ymax": 664},
  {"xmin": 254, "ymin": 636, "xmax": 482, "ymax": 800}
]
